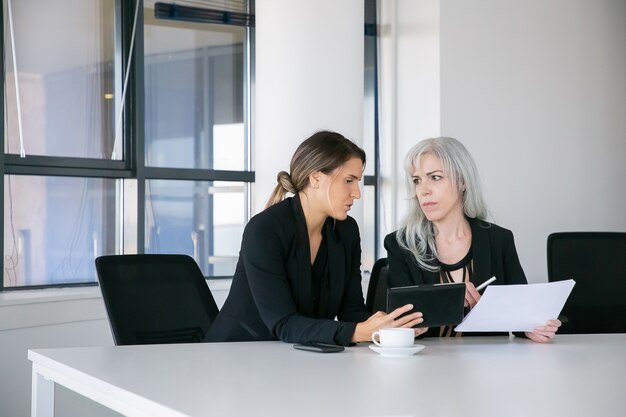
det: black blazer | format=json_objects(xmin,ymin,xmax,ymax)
[
  {"xmin": 384, "ymin": 218, "xmax": 527, "ymax": 288},
  {"xmin": 384, "ymin": 218, "xmax": 528, "ymax": 337},
  {"xmin": 207, "ymin": 195, "xmax": 371, "ymax": 346}
]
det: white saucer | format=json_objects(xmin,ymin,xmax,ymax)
[{"xmin": 369, "ymin": 344, "xmax": 425, "ymax": 357}]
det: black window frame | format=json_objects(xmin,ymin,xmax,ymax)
[{"xmin": 364, "ymin": 0, "xmax": 380, "ymax": 260}]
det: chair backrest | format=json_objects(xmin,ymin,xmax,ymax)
[
  {"xmin": 366, "ymin": 258, "xmax": 389, "ymax": 313},
  {"xmin": 95, "ymin": 254, "xmax": 219, "ymax": 345},
  {"xmin": 547, "ymin": 232, "xmax": 626, "ymax": 334}
]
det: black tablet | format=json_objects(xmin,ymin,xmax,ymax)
[{"xmin": 386, "ymin": 283, "xmax": 466, "ymax": 327}]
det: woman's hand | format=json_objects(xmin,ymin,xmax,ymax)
[
  {"xmin": 352, "ymin": 304, "xmax": 428, "ymax": 343},
  {"xmin": 464, "ymin": 282, "xmax": 481, "ymax": 309},
  {"xmin": 525, "ymin": 319, "xmax": 562, "ymax": 343}
]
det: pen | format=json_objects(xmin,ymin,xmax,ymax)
[{"xmin": 475, "ymin": 276, "xmax": 496, "ymax": 292}]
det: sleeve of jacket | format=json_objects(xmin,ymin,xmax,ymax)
[
  {"xmin": 501, "ymin": 229, "xmax": 528, "ymax": 285},
  {"xmin": 241, "ymin": 214, "xmax": 358, "ymax": 346},
  {"xmin": 384, "ymin": 232, "xmax": 424, "ymax": 287},
  {"xmin": 497, "ymin": 227, "xmax": 530, "ymax": 339}
]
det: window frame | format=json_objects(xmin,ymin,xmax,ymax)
[{"xmin": 364, "ymin": 0, "xmax": 381, "ymax": 265}]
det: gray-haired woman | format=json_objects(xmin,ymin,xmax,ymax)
[{"xmin": 385, "ymin": 137, "xmax": 560, "ymax": 343}]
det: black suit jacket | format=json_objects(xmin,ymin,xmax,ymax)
[
  {"xmin": 384, "ymin": 218, "xmax": 528, "ymax": 337},
  {"xmin": 207, "ymin": 195, "xmax": 371, "ymax": 346}
]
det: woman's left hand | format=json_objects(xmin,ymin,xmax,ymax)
[{"xmin": 524, "ymin": 319, "xmax": 562, "ymax": 343}]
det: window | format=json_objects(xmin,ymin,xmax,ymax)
[
  {"xmin": 2, "ymin": 0, "xmax": 254, "ymax": 289},
  {"xmin": 3, "ymin": 175, "xmax": 118, "ymax": 286}
]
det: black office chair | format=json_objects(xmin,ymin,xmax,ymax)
[
  {"xmin": 547, "ymin": 232, "xmax": 626, "ymax": 334},
  {"xmin": 366, "ymin": 258, "xmax": 389, "ymax": 313},
  {"xmin": 95, "ymin": 254, "xmax": 219, "ymax": 345}
]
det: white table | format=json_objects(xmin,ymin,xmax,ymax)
[{"xmin": 29, "ymin": 334, "xmax": 626, "ymax": 417}]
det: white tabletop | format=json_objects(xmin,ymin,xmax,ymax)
[{"xmin": 29, "ymin": 334, "xmax": 626, "ymax": 417}]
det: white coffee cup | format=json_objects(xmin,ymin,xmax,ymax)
[{"xmin": 371, "ymin": 328, "xmax": 414, "ymax": 348}]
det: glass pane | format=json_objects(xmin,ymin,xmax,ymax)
[
  {"xmin": 145, "ymin": 180, "xmax": 246, "ymax": 277},
  {"xmin": 3, "ymin": 0, "xmax": 120, "ymax": 159},
  {"xmin": 361, "ymin": 185, "xmax": 376, "ymax": 272},
  {"xmin": 144, "ymin": 10, "xmax": 246, "ymax": 170},
  {"xmin": 3, "ymin": 176, "xmax": 119, "ymax": 287}
]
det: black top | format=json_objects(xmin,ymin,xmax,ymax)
[
  {"xmin": 438, "ymin": 245, "xmax": 473, "ymax": 284},
  {"xmin": 437, "ymin": 246, "xmax": 472, "ymax": 337},
  {"xmin": 384, "ymin": 217, "xmax": 528, "ymax": 338},
  {"xmin": 311, "ymin": 234, "xmax": 330, "ymax": 318},
  {"xmin": 206, "ymin": 195, "xmax": 371, "ymax": 346}
]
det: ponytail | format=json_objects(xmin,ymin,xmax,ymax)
[{"xmin": 265, "ymin": 171, "xmax": 297, "ymax": 208}]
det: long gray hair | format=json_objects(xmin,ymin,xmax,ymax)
[{"xmin": 396, "ymin": 137, "xmax": 488, "ymax": 271}]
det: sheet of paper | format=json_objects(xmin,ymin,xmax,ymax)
[{"xmin": 454, "ymin": 279, "xmax": 575, "ymax": 332}]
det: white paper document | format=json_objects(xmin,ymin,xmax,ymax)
[{"xmin": 454, "ymin": 279, "xmax": 575, "ymax": 332}]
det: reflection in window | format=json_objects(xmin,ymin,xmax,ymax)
[
  {"xmin": 144, "ymin": 15, "xmax": 246, "ymax": 170},
  {"xmin": 3, "ymin": 176, "xmax": 119, "ymax": 287},
  {"xmin": 145, "ymin": 180, "xmax": 245, "ymax": 277},
  {"xmin": 3, "ymin": 0, "xmax": 119, "ymax": 159}
]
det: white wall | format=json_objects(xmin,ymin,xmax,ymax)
[
  {"xmin": 385, "ymin": 0, "xmax": 626, "ymax": 281},
  {"xmin": 254, "ymin": 0, "xmax": 364, "ymax": 216},
  {"xmin": 439, "ymin": 0, "xmax": 626, "ymax": 281}
]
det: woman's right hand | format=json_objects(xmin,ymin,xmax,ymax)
[
  {"xmin": 351, "ymin": 304, "xmax": 428, "ymax": 343},
  {"xmin": 464, "ymin": 282, "xmax": 481, "ymax": 308}
]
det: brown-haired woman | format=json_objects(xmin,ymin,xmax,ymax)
[{"xmin": 207, "ymin": 130, "xmax": 425, "ymax": 345}]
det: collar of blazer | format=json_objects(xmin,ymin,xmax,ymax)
[
  {"xmin": 290, "ymin": 194, "xmax": 341, "ymax": 242},
  {"xmin": 467, "ymin": 217, "xmax": 494, "ymax": 284}
]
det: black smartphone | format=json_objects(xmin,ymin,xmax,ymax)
[{"xmin": 293, "ymin": 342, "xmax": 345, "ymax": 353}]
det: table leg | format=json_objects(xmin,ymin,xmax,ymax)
[{"xmin": 32, "ymin": 367, "xmax": 54, "ymax": 417}]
